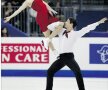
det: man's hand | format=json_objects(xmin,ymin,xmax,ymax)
[{"xmin": 98, "ymin": 17, "xmax": 108, "ymax": 24}]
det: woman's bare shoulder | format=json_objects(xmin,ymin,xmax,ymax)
[{"xmin": 25, "ymin": 0, "xmax": 34, "ymax": 7}]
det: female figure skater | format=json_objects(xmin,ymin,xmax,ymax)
[{"xmin": 4, "ymin": 0, "xmax": 63, "ymax": 51}]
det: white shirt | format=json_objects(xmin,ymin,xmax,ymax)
[
  {"xmin": 48, "ymin": 21, "xmax": 99, "ymax": 54},
  {"xmin": 48, "ymin": 21, "xmax": 61, "ymax": 31}
]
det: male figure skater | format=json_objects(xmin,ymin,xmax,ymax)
[{"xmin": 45, "ymin": 17, "xmax": 107, "ymax": 90}]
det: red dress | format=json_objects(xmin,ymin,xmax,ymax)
[{"xmin": 31, "ymin": 0, "xmax": 59, "ymax": 32}]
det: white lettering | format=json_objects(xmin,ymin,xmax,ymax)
[
  {"xmin": 33, "ymin": 54, "xmax": 40, "ymax": 62},
  {"xmin": 8, "ymin": 46, "xmax": 13, "ymax": 52},
  {"xmin": 2, "ymin": 46, "xmax": 8, "ymax": 52},
  {"xmin": 23, "ymin": 46, "xmax": 29, "ymax": 52},
  {"xmin": 16, "ymin": 54, "xmax": 23, "ymax": 62},
  {"xmin": 14, "ymin": 46, "xmax": 19, "ymax": 52},
  {"xmin": 2, "ymin": 54, "xmax": 10, "ymax": 62},
  {"xmin": 24, "ymin": 54, "xmax": 32, "ymax": 62},
  {"xmin": 36, "ymin": 46, "xmax": 42, "ymax": 52},
  {"xmin": 29, "ymin": 46, "xmax": 36, "ymax": 52},
  {"xmin": 41, "ymin": 54, "xmax": 48, "ymax": 62},
  {"xmin": 42, "ymin": 46, "xmax": 47, "ymax": 52}
]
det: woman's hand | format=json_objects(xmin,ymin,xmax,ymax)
[
  {"xmin": 4, "ymin": 16, "xmax": 11, "ymax": 23},
  {"xmin": 98, "ymin": 17, "xmax": 108, "ymax": 24},
  {"xmin": 43, "ymin": 1, "xmax": 58, "ymax": 16},
  {"xmin": 49, "ymin": 9, "xmax": 58, "ymax": 16},
  {"xmin": 48, "ymin": 10, "xmax": 53, "ymax": 16},
  {"xmin": 51, "ymin": 10, "xmax": 58, "ymax": 15}
]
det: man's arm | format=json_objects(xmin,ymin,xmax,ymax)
[
  {"xmin": 48, "ymin": 22, "xmax": 64, "ymax": 39},
  {"xmin": 46, "ymin": 22, "xmax": 64, "ymax": 52},
  {"xmin": 77, "ymin": 17, "xmax": 108, "ymax": 37}
]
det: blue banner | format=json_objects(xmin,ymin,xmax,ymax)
[{"xmin": 90, "ymin": 44, "xmax": 108, "ymax": 64}]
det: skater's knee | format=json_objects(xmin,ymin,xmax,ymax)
[
  {"xmin": 47, "ymin": 68, "xmax": 55, "ymax": 76},
  {"xmin": 73, "ymin": 68, "xmax": 82, "ymax": 76}
]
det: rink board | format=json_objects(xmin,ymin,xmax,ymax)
[{"xmin": 1, "ymin": 37, "xmax": 108, "ymax": 78}]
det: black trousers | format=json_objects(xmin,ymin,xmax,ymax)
[{"xmin": 46, "ymin": 53, "xmax": 85, "ymax": 90}]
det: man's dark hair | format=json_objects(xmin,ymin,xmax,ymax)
[{"xmin": 68, "ymin": 17, "xmax": 77, "ymax": 28}]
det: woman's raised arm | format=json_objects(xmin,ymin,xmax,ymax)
[
  {"xmin": 4, "ymin": 1, "xmax": 29, "ymax": 23},
  {"xmin": 43, "ymin": 1, "xmax": 58, "ymax": 16}
]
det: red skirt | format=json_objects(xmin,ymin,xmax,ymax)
[{"xmin": 36, "ymin": 12, "xmax": 59, "ymax": 32}]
